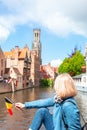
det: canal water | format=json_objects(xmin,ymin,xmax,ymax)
[{"xmin": 0, "ymin": 87, "xmax": 87, "ymax": 130}]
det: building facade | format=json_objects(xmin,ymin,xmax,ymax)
[
  {"xmin": 40, "ymin": 63, "xmax": 58, "ymax": 80},
  {"xmin": 4, "ymin": 29, "xmax": 42, "ymax": 87},
  {"xmin": 0, "ymin": 47, "xmax": 5, "ymax": 77}
]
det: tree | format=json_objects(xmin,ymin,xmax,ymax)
[
  {"xmin": 40, "ymin": 79, "xmax": 53, "ymax": 87},
  {"xmin": 58, "ymin": 58, "xmax": 70, "ymax": 73},
  {"xmin": 58, "ymin": 50, "xmax": 85, "ymax": 76}
]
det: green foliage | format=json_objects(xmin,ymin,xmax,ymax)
[
  {"xmin": 58, "ymin": 50, "xmax": 85, "ymax": 76},
  {"xmin": 58, "ymin": 58, "xmax": 70, "ymax": 73},
  {"xmin": 40, "ymin": 79, "xmax": 53, "ymax": 87}
]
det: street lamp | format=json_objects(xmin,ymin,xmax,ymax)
[
  {"xmin": 85, "ymin": 58, "xmax": 87, "ymax": 85},
  {"xmin": 84, "ymin": 43, "xmax": 87, "ymax": 85}
]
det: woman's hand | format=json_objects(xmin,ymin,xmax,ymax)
[{"xmin": 15, "ymin": 102, "xmax": 25, "ymax": 109}]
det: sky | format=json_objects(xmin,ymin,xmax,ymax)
[{"xmin": 0, "ymin": 0, "xmax": 87, "ymax": 67}]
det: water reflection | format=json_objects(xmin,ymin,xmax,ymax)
[
  {"xmin": 0, "ymin": 87, "xmax": 54, "ymax": 130},
  {"xmin": 0, "ymin": 87, "xmax": 87, "ymax": 130}
]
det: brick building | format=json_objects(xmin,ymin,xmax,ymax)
[
  {"xmin": 4, "ymin": 29, "xmax": 42, "ymax": 87},
  {"xmin": 40, "ymin": 63, "xmax": 58, "ymax": 80},
  {"xmin": 0, "ymin": 47, "xmax": 5, "ymax": 77},
  {"xmin": 31, "ymin": 29, "xmax": 42, "ymax": 86}
]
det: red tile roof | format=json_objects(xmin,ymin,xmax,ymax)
[{"xmin": 4, "ymin": 45, "xmax": 30, "ymax": 59}]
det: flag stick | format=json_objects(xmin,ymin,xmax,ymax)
[{"xmin": 4, "ymin": 97, "xmax": 24, "ymax": 113}]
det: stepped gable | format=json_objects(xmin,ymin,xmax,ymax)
[{"xmin": 4, "ymin": 45, "xmax": 30, "ymax": 59}]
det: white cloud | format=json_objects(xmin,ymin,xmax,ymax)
[
  {"xmin": 0, "ymin": 25, "xmax": 10, "ymax": 41},
  {"xmin": 51, "ymin": 59, "xmax": 62, "ymax": 67},
  {"xmin": 0, "ymin": 0, "xmax": 87, "ymax": 40}
]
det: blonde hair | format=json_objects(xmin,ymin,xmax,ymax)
[{"xmin": 54, "ymin": 73, "xmax": 77, "ymax": 99}]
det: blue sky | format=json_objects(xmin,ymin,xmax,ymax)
[{"xmin": 0, "ymin": 0, "xmax": 87, "ymax": 66}]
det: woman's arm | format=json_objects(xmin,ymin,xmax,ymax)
[
  {"xmin": 15, "ymin": 97, "xmax": 54, "ymax": 109},
  {"xmin": 25, "ymin": 97, "xmax": 54, "ymax": 108}
]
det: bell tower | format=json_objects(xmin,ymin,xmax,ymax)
[
  {"xmin": 31, "ymin": 29, "xmax": 42, "ymax": 86},
  {"xmin": 32, "ymin": 29, "xmax": 41, "ymax": 62}
]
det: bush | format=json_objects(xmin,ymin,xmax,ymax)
[{"xmin": 40, "ymin": 79, "xmax": 53, "ymax": 87}]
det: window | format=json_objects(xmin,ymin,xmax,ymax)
[{"xmin": 1, "ymin": 59, "xmax": 3, "ymax": 67}]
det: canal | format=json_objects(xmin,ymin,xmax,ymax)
[{"xmin": 0, "ymin": 87, "xmax": 87, "ymax": 130}]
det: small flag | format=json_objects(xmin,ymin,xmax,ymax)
[{"xmin": 4, "ymin": 97, "xmax": 13, "ymax": 115}]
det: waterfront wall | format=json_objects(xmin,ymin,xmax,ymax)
[
  {"xmin": 0, "ymin": 81, "xmax": 33, "ymax": 94},
  {"xmin": 0, "ymin": 82, "xmax": 12, "ymax": 94}
]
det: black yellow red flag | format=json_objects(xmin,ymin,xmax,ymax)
[{"xmin": 4, "ymin": 97, "xmax": 13, "ymax": 115}]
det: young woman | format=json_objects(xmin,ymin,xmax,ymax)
[{"xmin": 15, "ymin": 73, "xmax": 81, "ymax": 130}]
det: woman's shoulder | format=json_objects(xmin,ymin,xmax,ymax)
[{"xmin": 62, "ymin": 97, "xmax": 77, "ymax": 108}]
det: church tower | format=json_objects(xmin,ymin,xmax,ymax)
[{"xmin": 32, "ymin": 29, "xmax": 41, "ymax": 63}]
